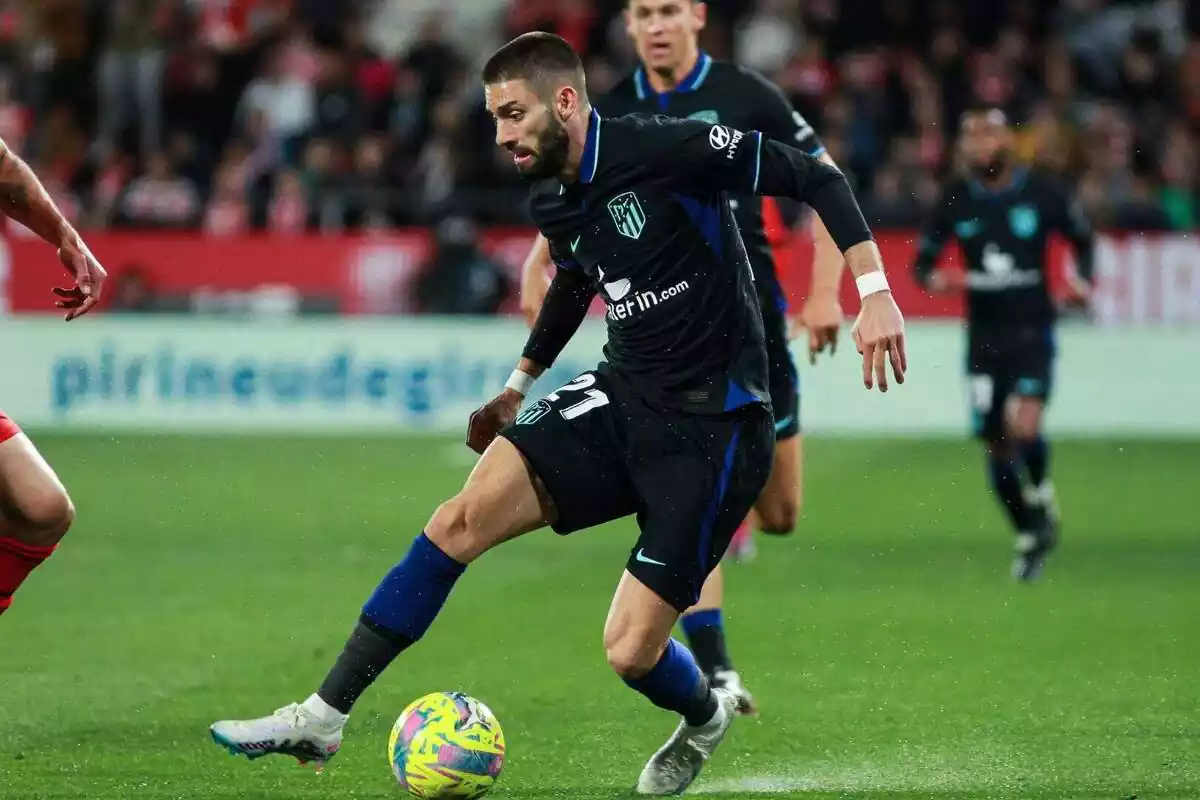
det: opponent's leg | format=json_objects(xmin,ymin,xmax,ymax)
[
  {"xmin": 210, "ymin": 437, "xmax": 554, "ymax": 766},
  {"xmin": 0, "ymin": 428, "xmax": 76, "ymax": 616}
]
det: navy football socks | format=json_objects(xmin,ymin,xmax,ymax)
[
  {"xmin": 318, "ymin": 533, "xmax": 466, "ymax": 713},
  {"xmin": 1019, "ymin": 436, "xmax": 1050, "ymax": 489},
  {"xmin": 623, "ymin": 638, "xmax": 719, "ymax": 726},
  {"xmin": 680, "ymin": 608, "xmax": 732, "ymax": 676},
  {"xmin": 987, "ymin": 452, "xmax": 1032, "ymax": 532}
]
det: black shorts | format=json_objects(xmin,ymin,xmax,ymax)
[
  {"xmin": 500, "ymin": 370, "xmax": 775, "ymax": 612},
  {"xmin": 967, "ymin": 338, "xmax": 1055, "ymax": 441},
  {"xmin": 761, "ymin": 302, "xmax": 800, "ymax": 441}
]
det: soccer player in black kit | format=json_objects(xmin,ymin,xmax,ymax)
[
  {"xmin": 914, "ymin": 108, "xmax": 1094, "ymax": 581},
  {"xmin": 518, "ymin": 0, "xmax": 848, "ymax": 716},
  {"xmin": 209, "ymin": 32, "xmax": 906, "ymax": 795}
]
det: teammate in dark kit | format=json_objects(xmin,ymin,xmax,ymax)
[
  {"xmin": 913, "ymin": 107, "xmax": 1094, "ymax": 581},
  {"xmin": 517, "ymin": 0, "xmax": 848, "ymax": 714},
  {"xmin": 210, "ymin": 33, "xmax": 906, "ymax": 796}
]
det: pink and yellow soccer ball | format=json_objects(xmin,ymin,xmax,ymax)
[{"xmin": 388, "ymin": 692, "xmax": 506, "ymax": 799}]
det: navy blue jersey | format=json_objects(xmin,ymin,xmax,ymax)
[
  {"xmin": 598, "ymin": 53, "xmax": 825, "ymax": 311},
  {"xmin": 914, "ymin": 168, "xmax": 1094, "ymax": 354}
]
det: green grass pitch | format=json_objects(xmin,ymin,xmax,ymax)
[{"xmin": 3, "ymin": 434, "xmax": 1198, "ymax": 800}]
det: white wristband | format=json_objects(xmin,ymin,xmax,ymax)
[
  {"xmin": 505, "ymin": 369, "xmax": 536, "ymax": 396},
  {"xmin": 856, "ymin": 271, "xmax": 890, "ymax": 299}
]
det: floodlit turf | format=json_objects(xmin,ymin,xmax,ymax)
[{"xmin": 3, "ymin": 434, "xmax": 1198, "ymax": 800}]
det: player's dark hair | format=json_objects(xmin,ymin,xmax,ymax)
[{"xmin": 481, "ymin": 32, "xmax": 587, "ymax": 101}]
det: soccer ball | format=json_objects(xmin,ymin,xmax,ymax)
[{"xmin": 388, "ymin": 691, "xmax": 506, "ymax": 799}]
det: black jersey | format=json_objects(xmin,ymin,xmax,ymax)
[
  {"xmin": 913, "ymin": 168, "xmax": 1094, "ymax": 353},
  {"xmin": 526, "ymin": 109, "xmax": 864, "ymax": 416},
  {"xmin": 598, "ymin": 52, "xmax": 825, "ymax": 311}
]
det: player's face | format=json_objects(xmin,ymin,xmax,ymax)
[
  {"xmin": 625, "ymin": 0, "xmax": 706, "ymax": 76},
  {"xmin": 486, "ymin": 79, "xmax": 572, "ymax": 181},
  {"xmin": 961, "ymin": 113, "xmax": 1013, "ymax": 178}
]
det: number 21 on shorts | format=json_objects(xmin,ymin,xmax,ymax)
[{"xmin": 548, "ymin": 374, "xmax": 610, "ymax": 421}]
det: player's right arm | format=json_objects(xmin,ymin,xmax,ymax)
[
  {"xmin": 912, "ymin": 185, "xmax": 961, "ymax": 293},
  {"xmin": 0, "ymin": 138, "xmax": 107, "ymax": 319},
  {"xmin": 467, "ymin": 250, "xmax": 597, "ymax": 453}
]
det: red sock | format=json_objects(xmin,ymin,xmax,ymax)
[{"xmin": 0, "ymin": 536, "xmax": 57, "ymax": 615}]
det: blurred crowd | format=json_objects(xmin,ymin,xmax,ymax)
[{"xmin": 3, "ymin": 0, "xmax": 1197, "ymax": 236}]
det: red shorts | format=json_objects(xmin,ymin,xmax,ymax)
[{"xmin": 0, "ymin": 410, "xmax": 20, "ymax": 444}]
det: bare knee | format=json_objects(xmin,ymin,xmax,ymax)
[
  {"xmin": 756, "ymin": 495, "xmax": 799, "ymax": 535},
  {"xmin": 604, "ymin": 618, "xmax": 667, "ymax": 680},
  {"xmin": 1009, "ymin": 414, "xmax": 1040, "ymax": 442},
  {"xmin": 12, "ymin": 488, "xmax": 75, "ymax": 546},
  {"xmin": 425, "ymin": 495, "xmax": 493, "ymax": 563},
  {"xmin": 1007, "ymin": 398, "xmax": 1043, "ymax": 442}
]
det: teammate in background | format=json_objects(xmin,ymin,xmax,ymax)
[
  {"xmin": 211, "ymin": 33, "xmax": 905, "ymax": 795},
  {"xmin": 517, "ymin": 0, "xmax": 846, "ymax": 715},
  {"xmin": 913, "ymin": 107, "xmax": 1093, "ymax": 581},
  {"xmin": 0, "ymin": 138, "xmax": 107, "ymax": 616}
]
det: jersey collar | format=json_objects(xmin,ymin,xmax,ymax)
[
  {"xmin": 579, "ymin": 107, "xmax": 602, "ymax": 184},
  {"xmin": 634, "ymin": 50, "xmax": 713, "ymax": 102},
  {"xmin": 969, "ymin": 166, "xmax": 1029, "ymax": 198}
]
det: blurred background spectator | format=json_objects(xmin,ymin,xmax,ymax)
[{"xmin": 0, "ymin": 0, "xmax": 1193, "ymax": 236}]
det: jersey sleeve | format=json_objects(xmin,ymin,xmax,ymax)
[
  {"xmin": 521, "ymin": 244, "xmax": 596, "ymax": 368},
  {"xmin": 546, "ymin": 235, "xmax": 584, "ymax": 272},
  {"xmin": 742, "ymin": 68, "xmax": 825, "ymax": 157},
  {"xmin": 637, "ymin": 116, "xmax": 872, "ymax": 252},
  {"xmin": 912, "ymin": 186, "xmax": 958, "ymax": 286}
]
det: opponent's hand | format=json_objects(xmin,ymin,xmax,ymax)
[
  {"xmin": 928, "ymin": 269, "xmax": 965, "ymax": 293},
  {"xmin": 794, "ymin": 290, "xmax": 843, "ymax": 364},
  {"xmin": 466, "ymin": 389, "xmax": 523, "ymax": 454},
  {"xmin": 520, "ymin": 267, "xmax": 549, "ymax": 328},
  {"xmin": 851, "ymin": 291, "xmax": 907, "ymax": 392},
  {"xmin": 55, "ymin": 244, "xmax": 106, "ymax": 321}
]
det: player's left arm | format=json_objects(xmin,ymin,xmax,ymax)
[
  {"xmin": 0, "ymin": 139, "xmax": 107, "ymax": 319},
  {"xmin": 745, "ymin": 70, "xmax": 845, "ymax": 359},
  {"xmin": 1047, "ymin": 179, "xmax": 1095, "ymax": 301},
  {"xmin": 644, "ymin": 118, "xmax": 906, "ymax": 391}
]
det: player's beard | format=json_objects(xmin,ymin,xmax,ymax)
[
  {"xmin": 971, "ymin": 149, "xmax": 1011, "ymax": 181},
  {"xmin": 515, "ymin": 117, "xmax": 570, "ymax": 182}
]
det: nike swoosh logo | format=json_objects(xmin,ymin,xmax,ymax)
[
  {"xmin": 570, "ymin": 236, "xmax": 581, "ymax": 252},
  {"xmin": 774, "ymin": 415, "xmax": 794, "ymax": 432},
  {"xmin": 635, "ymin": 549, "xmax": 667, "ymax": 566}
]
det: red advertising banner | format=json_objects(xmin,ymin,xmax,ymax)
[{"xmin": 2, "ymin": 229, "xmax": 1197, "ymax": 324}]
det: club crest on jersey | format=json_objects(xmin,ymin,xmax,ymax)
[
  {"xmin": 686, "ymin": 109, "xmax": 720, "ymax": 124},
  {"xmin": 515, "ymin": 399, "xmax": 552, "ymax": 426},
  {"xmin": 608, "ymin": 191, "xmax": 646, "ymax": 239},
  {"xmin": 1008, "ymin": 204, "xmax": 1040, "ymax": 239}
]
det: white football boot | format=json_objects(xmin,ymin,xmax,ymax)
[
  {"xmin": 712, "ymin": 668, "xmax": 758, "ymax": 717},
  {"xmin": 634, "ymin": 686, "xmax": 737, "ymax": 795},
  {"xmin": 210, "ymin": 694, "xmax": 346, "ymax": 769}
]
